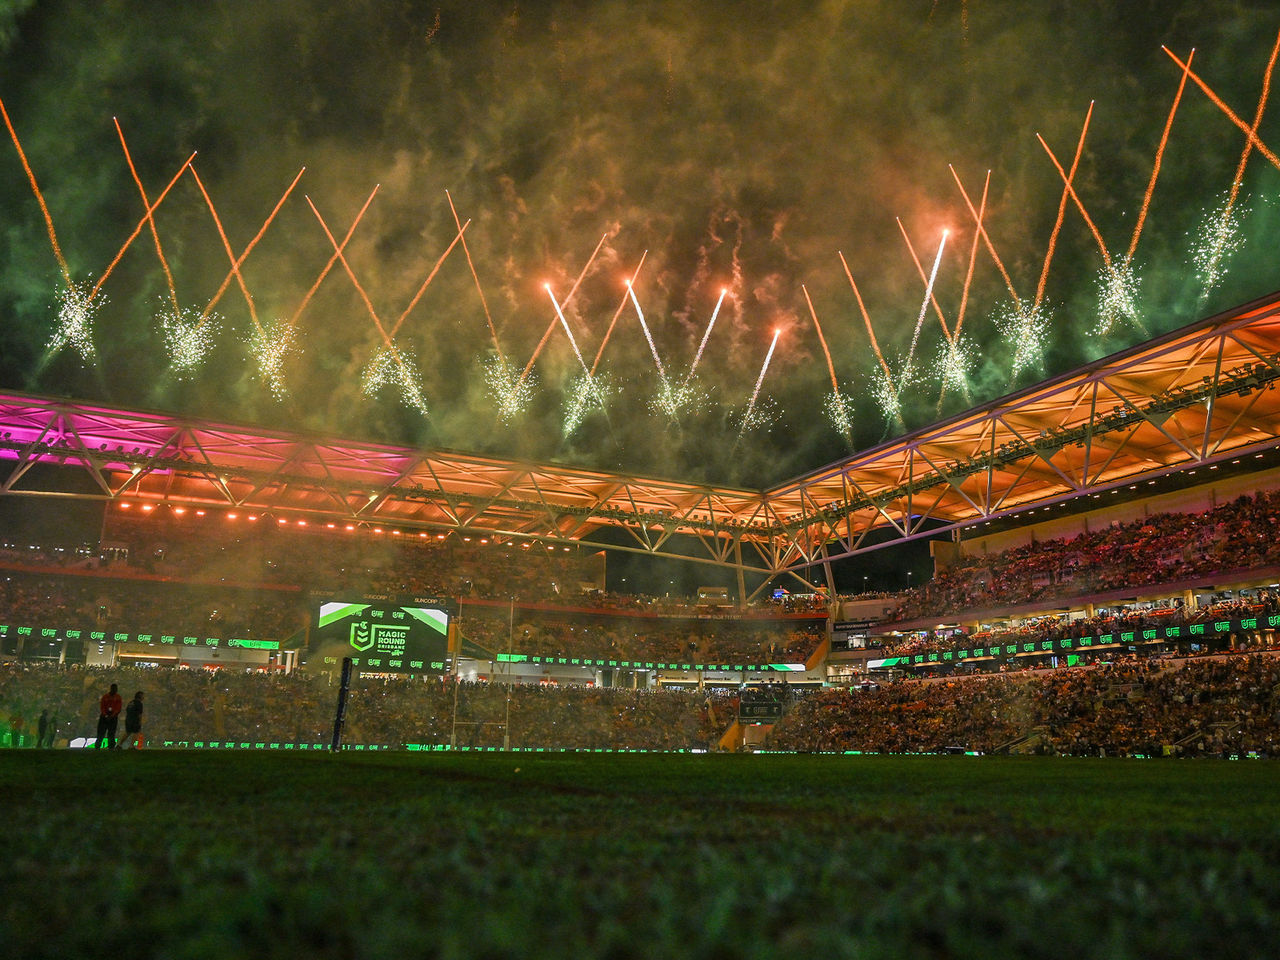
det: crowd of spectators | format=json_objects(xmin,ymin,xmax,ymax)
[
  {"xmin": 769, "ymin": 652, "xmax": 1280, "ymax": 757},
  {"xmin": 888, "ymin": 490, "xmax": 1280, "ymax": 622},
  {"xmin": 0, "ymin": 662, "xmax": 727, "ymax": 750}
]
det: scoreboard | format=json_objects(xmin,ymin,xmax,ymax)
[{"xmin": 312, "ymin": 597, "xmax": 453, "ymax": 673}]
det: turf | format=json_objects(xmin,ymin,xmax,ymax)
[{"xmin": 3, "ymin": 752, "xmax": 1277, "ymax": 959}]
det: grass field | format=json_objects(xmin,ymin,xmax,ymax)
[{"xmin": 3, "ymin": 752, "xmax": 1278, "ymax": 959}]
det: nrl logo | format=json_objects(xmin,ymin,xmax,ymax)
[{"xmin": 349, "ymin": 622, "xmax": 374, "ymax": 652}]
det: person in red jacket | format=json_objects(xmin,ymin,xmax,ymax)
[{"xmin": 95, "ymin": 683, "xmax": 123, "ymax": 750}]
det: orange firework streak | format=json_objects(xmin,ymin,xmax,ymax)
[
  {"xmin": 1127, "ymin": 49, "xmax": 1195, "ymax": 261},
  {"xmin": 1213, "ymin": 31, "xmax": 1280, "ymax": 242},
  {"xmin": 445, "ymin": 189, "xmax": 506, "ymax": 370},
  {"xmin": 896, "ymin": 218, "xmax": 954, "ymax": 344},
  {"xmin": 589, "ymin": 252, "xmax": 647, "ymax": 377},
  {"xmin": 305, "ymin": 196, "xmax": 396, "ymax": 349},
  {"xmin": 90, "ymin": 154, "xmax": 195, "ymax": 301},
  {"xmin": 289, "ymin": 185, "xmax": 379, "ymax": 327},
  {"xmin": 955, "ymin": 170, "xmax": 990, "ymax": 339},
  {"xmin": 1037, "ymin": 129, "xmax": 1114, "ymax": 270},
  {"xmin": 518, "ymin": 233, "xmax": 609, "ymax": 385},
  {"xmin": 0, "ymin": 94, "xmax": 71, "ymax": 285},
  {"xmin": 949, "ymin": 165, "xmax": 1020, "ymax": 307},
  {"xmin": 801, "ymin": 285, "xmax": 840, "ymax": 395},
  {"xmin": 198, "ymin": 166, "xmax": 306, "ymax": 326},
  {"xmin": 1162, "ymin": 47, "xmax": 1280, "ymax": 171},
  {"xmin": 837, "ymin": 251, "xmax": 896, "ymax": 395},
  {"xmin": 388, "ymin": 220, "xmax": 470, "ymax": 339},
  {"xmin": 1035, "ymin": 102, "xmax": 1094, "ymax": 308},
  {"xmin": 113, "ymin": 118, "xmax": 179, "ymax": 314}
]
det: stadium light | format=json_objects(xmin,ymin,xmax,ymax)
[{"xmin": 227, "ymin": 513, "xmax": 238, "ymax": 520}]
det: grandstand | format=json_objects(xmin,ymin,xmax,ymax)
[{"xmin": 4, "ymin": 291, "xmax": 1280, "ymax": 754}]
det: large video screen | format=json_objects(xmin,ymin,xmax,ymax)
[{"xmin": 312, "ymin": 597, "xmax": 452, "ymax": 673}]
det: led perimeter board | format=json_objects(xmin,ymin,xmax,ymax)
[{"xmin": 313, "ymin": 597, "xmax": 453, "ymax": 673}]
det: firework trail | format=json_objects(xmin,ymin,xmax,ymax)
[
  {"xmin": 446, "ymin": 190, "xmax": 506, "ymax": 371},
  {"xmin": 160, "ymin": 306, "xmax": 220, "ymax": 380},
  {"xmin": 249, "ymin": 319, "xmax": 302, "ymax": 400},
  {"xmin": 0, "ymin": 94, "xmax": 70, "ymax": 286},
  {"xmin": 589, "ymin": 252, "xmax": 647, "ymax": 377},
  {"xmin": 306, "ymin": 195, "xmax": 395, "ymax": 347},
  {"xmin": 684, "ymin": 287, "xmax": 727, "ymax": 385},
  {"xmin": 197, "ymin": 166, "xmax": 306, "ymax": 330},
  {"xmin": 545, "ymin": 284, "xmax": 596, "ymax": 381},
  {"xmin": 949, "ymin": 166, "xmax": 1020, "ymax": 307},
  {"xmin": 1127, "ymin": 49, "xmax": 1195, "ymax": 261},
  {"xmin": 1035, "ymin": 102, "xmax": 1093, "ymax": 309},
  {"xmin": 90, "ymin": 154, "xmax": 195, "ymax": 302},
  {"xmin": 290, "ymin": 186, "xmax": 379, "ymax": 327},
  {"xmin": 390, "ymin": 219, "xmax": 469, "ymax": 339},
  {"xmin": 897, "ymin": 231, "xmax": 948, "ymax": 399},
  {"xmin": 1162, "ymin": 46, "xmax": 1280, "ymax": 171},
  {"xmin": 626, "ymin": 280, "xmax": 671, "ymax": 387},
  {"xmin": 114, "ymin": 118, "xmax": 178, "ymax": 315},
  {"xmin": 838, "ymin": 252, "xmax": 897, "ymax": 396},
  {"xmin": 954, "ymin": 171, "xmax": 989, "ymax": 342},
  {"xmin": 1203, "ymin": 30, "xmax": 1280, "ymax": 296},
  {"xmin": 519, "ymin": 233, "xmax": 608, "ymax": 386},
  {"xmin": 737, "ymin": 329, "xmax": 781, "ymax": 442},
  {"xmin": 802, "ymin": 285, "xmax": 853, "ymax": 439},
  {"xmin": 897, "ymin": 219, "xmax": 953, "ymax": 344}
]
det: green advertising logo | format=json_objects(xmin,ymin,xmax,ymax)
[{"xmin": 350, "ymin": 621, "xmax": 374, "ymax": 652}]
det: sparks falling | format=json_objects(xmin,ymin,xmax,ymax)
[
  {"xmin": 995, "ymin": 300, "xmax": 1050, "ymax": 377},
  {"xmin": 49, "ymin": 284, "xmax": 99, "ymax": 363},
  {"xmin": 484, "ymin": 355, "xmax": 536, "ymax": 422},
  {"xmin": 563, "ymin": 371, "xmax": 616, "ymax": 435},
  {"xmin": 823, "ymin": 390, "xmax": 856, "ymax": 436},
  {"xmin": 1094, "ymin": 256, "xmax": 1145, "ymax": 337},
  {"xmin": 362, "ymin": 345, "xmax": 429, "ymax": 417},
  {"xmin": 249, "ymin": 319, "xmax": 302, "ymax": 400},
  {"xmin": 870, "ymin": 366, "xmax": 903, "ymax": 424},
  {"xmin": 1191, "ymin": 191, "xmax": 1247, "ymax": 296},
  {"xmin": 738, "ymin": 329, "xmax": 781, "ymax": 440},
  {"xmin": 160, "ymin": 306, "xmax": 219, "ymax": 380},
  {"xmin": 932, "ymin": 335, "xmax": 975, "ymax": 395}
]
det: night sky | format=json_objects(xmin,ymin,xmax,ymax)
[{"xmin": 1, "ymin": 1, "xmax": 1278, "ymax": 487}]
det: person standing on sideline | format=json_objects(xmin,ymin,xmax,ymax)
[
  {"xmin": 118, "ymin": 692, "xmax": 144, "ymax": 750},
  {"xmin": 37, "ymin": 710, "xmax": 48, "ymax": 748},
  {"xmin": 95, "ymin": 683, "xmax": 123, "ymax": 750}
]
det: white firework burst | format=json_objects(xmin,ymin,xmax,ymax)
[
  {"xmin": 1094, "ymin": 257, "xmax": 1144, "ymax": 337},
  {"xmin": 870, "ymin": 367, "xmax": 903, "ymax": 424},
  {"xmin": 49, "ymin": 284, "xmax": 100, "ymax": 363},
  {"xmin": 932, "ymin": 336, "xmax": 976, "ymax": 394},
  {"xmin": 994, "ymin": 300, "xmax": 1049, "ymax": 377},
  {"xmin": 737, "ymin": 395, "xmax": 780, "ymax": 436},
  {"xmin": 483, "ymin": 355, "xmax": 535, "ymax": 422},
  {"xmin": 563, "ymin": 372, "xmax": 616, "ymax": 436},
  {"xmin": 363, "ymin": 344, "xmax": 429, "ymax": 417},
  {"xmin": 648, "ymin": 379, "xmax": 705, "ymax": 421},
  {"xmin": 160, "ymin": 306, "xmax": 219, "ymax": 380},
  {"xmin": 1191, "ymin": 192, "xmax": 1247, "ymax": 296},
  {"xmin": 249, "ymin": 319, "xmax": 302, "ymax": 400},
  {"xmin": 823, "ymin": 390, "xmax": 856, "ymax": 436}
]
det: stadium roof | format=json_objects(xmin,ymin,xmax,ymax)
[{"xmin": 3, "ymin": 291, "xmax": 1280, "ymax": 590}]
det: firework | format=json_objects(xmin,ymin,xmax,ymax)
[
  {"xmin": 49, "ymin": 284, "xmax": 99, "ymax": 363},
  {"xmin": 446, "ymin": 190, "xmax": 506, "ymax": 369},
  {"xmin": 590, "ymin": 253, "xmax": 647, "ymax": 377},
  {"xmin": 0, "ymin": 94, "xmax": 70, "ymax": 285},
  {"xmin": 1094, "ymin": 256, "xmax": 1145, "ymax": 337},
  {"xmin": 949, "ymin": 166, "xmax": 1020, "ymax": 306},
  {"xmin": 1163, "ymin": 46, "xmax": 1280, "ymax": 172},
  {"xmin": 1035, "ymin": 103, "xmax": 1094, "ymax": 308},
  {"xmin": 823, "ymin": 390, "xmax": 857, "ymax": 437},
  {"xmin": 870, "ymin": 366, "xmax": 903, "ymax": 424},
  {"xmin": 362, "ymin": 345, "xmax": 429, "ymax": 417},
  {"xmin": 626, "ymin": 281, "xmax": 673, "ymax": 394},
  {"xmin": 897, "ymin": 219, "xmax": 953, "ymax": 342},
  {"xmin": 1190, "ymin": 192, "xmax": 1247, "ymax": 294},
  {"xmin": 838, "ymin": 253, "xmax": 897, "ymax": 394},
  {"xmin": 249, "ymin": 319, "xmax": 302, "ymax": 400},
  {"xmin": 160, "ymin": 305, "xmax": 219, "ymax": 380},
  {"xmin": 563, "ymin": 371, "xmax": 618, "ymax": 435},
  {"xmin": 649, "ymin": 379, "xmax": 707, "ymax": 421},
  {"xmin": 484, "ymin": 355, "xmax": 536, "ymax": 421},
  {"xmin": 114, "ymin": 117, "xmax": 178, "ymax": 314},
  {"xmin": 390, "ymin": 219, "xmax": 469, "ymax": 339},
  {"xmin": 932, "ymin": 335, "xmax": 975, "ymax": 395},
  {"xmin": 737, "ymin": 396, "xmax": 780, "ymax": 436},
  {"xmin": 898, "ymin": 231, "xmax": 948, "ymax": 395},
  {"xmin": 307, "ymin": 196, "xmax": 395, "ymax": 346},
  {"xmin": 1128, "ymin": 50, "xmax": 1194, "ymax": 261},
  {"xmin": 520, "ymin": 234, "xmax": 609, "ymax": 384},
  {"xmin": 738, "ymin": 329, "xmax": 781, "ymax": 440},
  {"xmin": 685, "ymin": 288, "xmax": 727, "ymax": 385},
  {"xmin": 291, "ymin": 186, "xmax": 380, "ymax": 327},
  {"xmin": 994, "ymin": 300, "xmax": 1050, "ymax": 377}
]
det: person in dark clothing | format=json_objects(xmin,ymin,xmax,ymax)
[
  {"xmin": 95, "ymin": 683, "xmax": 123, "ymax": 750},
  {"xmin": 37, "ymin": 710, "xmax": 48, "ymax": 748},
  {"xmin": 118, "ymin": 692, "xmax": 144, "ymax": 750}
]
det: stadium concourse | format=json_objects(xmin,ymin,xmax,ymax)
[{"xmin": 4, "ymin": 294, "xmax": 1280, "ymax": 753}]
